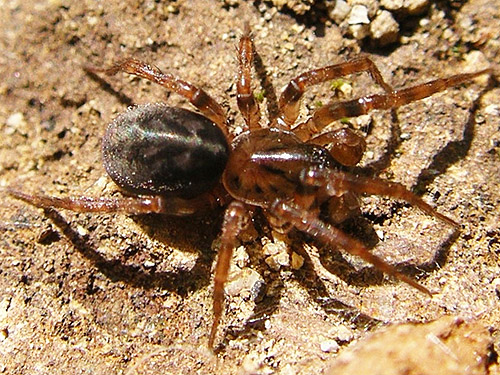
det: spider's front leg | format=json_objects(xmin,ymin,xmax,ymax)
[
  {"xmin": 86, "ymin": 59, "xmax": 230, "ymax": 137},
  {"xmin": 268, "ymin": 165, "xmax": 462, "ymax": 296},
  {"xmin": 277, "ymin": 57, "xmax": 394, "ymax": 166},
  {"xmin": 270, "ymin": 199, "xmax": 433, "ymax": 295},
  {"xmin": 299, "ymin": 167, "xmax": 459, "ymax": 228}
]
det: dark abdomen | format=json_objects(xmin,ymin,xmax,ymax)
[{"xmin": 102, "ymin": 104, "xmax": 229, "ymax": 198}]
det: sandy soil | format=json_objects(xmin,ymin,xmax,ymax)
[{"xmin": 1, "ymin": 0, "xmax": 499, "ymax": 374}]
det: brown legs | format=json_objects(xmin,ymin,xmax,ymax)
[
  {"xmin": 279, "ymin": 57, "xmax": 490, "ymax": 166},
  {"xmin": 278, "ymin": 56, "xmax": 394, "ymax": 128},
  {"xmin": 87, "ymin": 59, "xmax": 230, "ymax": 138},
  {"xmin": 209, "ymin": 201, "xmax": 250, "ymax": 348},
  {"xmin": 299, "ymin": 167, "xmax": 459, "ymax": 229},
  {"xmin": 236, "ymin": 25, "xmax": 261, "ymax": 130},
  {"xmin": 269, "ymin": 165, "xmax": 461, "ymax": 297},
  {"xmin": 7, "ymin": 187, "xmax": 225, "ymax": 216},
  {"xmin": 301, "ymin": 68, "xmax": 492, "ymax": 134},
  {"xmin": 271, "ymin": 199, "xmax": 433, "ymax": 295},
  {"xmin": 90, "ymin": 27, "xmax": 268, "ymax": 134}
]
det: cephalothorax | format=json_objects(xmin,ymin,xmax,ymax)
[{"xmin": 9, "ymin": 25, "xmax": 490, "ymax": 349}]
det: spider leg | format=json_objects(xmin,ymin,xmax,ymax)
[
  {"xmin": 86, "ymin": 59, "xmax": 229, "ymax": 138},
  {"xmin": 294, "ymin": 68, "xmax": 492, "ymax": 140},
  {"xmin": 237, "ymin": 24, "xmax": 261, "ymax": 130},
  {"xmin": 299, "ymin": 167, "xmax": 459, "ymax": 228},
  {"xmin": 209, "ymin": 200, "xmax": 250, "ymax": 349},
  {"xmin": 8, "ymin": 187, "xmax": 225, "ymax": 216},
  {"xmin": 270, "ymin": 199, "xmax": 432, "ymax": 295},
  {"xmin": 278, "ymin": 57, "xmax": 394, "ymax": 128}
]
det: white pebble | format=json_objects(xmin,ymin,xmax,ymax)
[
  {"xmin": 347, "ymin": 5, "xmax": 370, "ymax": 25},
  {"xmin": 320, "ymin": 339, "xmax": 340, "ymax": 353}
]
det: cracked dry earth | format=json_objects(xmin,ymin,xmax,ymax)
[{"xmin": 1, "ymin": 0, "xmax": 499, "ymax": 374}]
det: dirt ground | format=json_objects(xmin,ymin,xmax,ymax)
[{"xmin": 1, "ymin": 0, "xmax": 499, "ymax": 374}]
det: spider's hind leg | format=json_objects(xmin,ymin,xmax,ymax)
[{"xmin": 7, "ymin": 187, "xmax": 223, "ymax": 216}]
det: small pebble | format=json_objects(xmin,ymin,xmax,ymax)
[
  {"xmin": 0, "ymin": 328, "xmax": 8, "ymax": 342},
  {"xmin": 438, "ymin": 276, "xmax": 448, "ymax": 286},
  {"xmin": 370, "ymin": 10, "xmax": 399, "ymax": 46},
  {"xmin": 291, "ymin": 252, "xmax": 304, "ymax": 270},
  {"xmin": 226, "ymin": 267, "xmax": 265, "ymax": 300},
  {"xmin": 380, "ymin": 0, "xmax": 404, "ymax": 11},
  {"xmin": 265, "ymin": 251, "xmax": 290, "ymax": 270},
  {"xmin": 375, "ymin": 229, "xmax": 385, "ymax": 241},
  {"xmin": 330, "ymin": 0, "xmax": 350, "ymax": 24},
  {"xmin": 335, "ymin": 325, "xmax": 354, "ymax": 342},
  {"xmin": 233, "ymin": 245, "xmax": 250, "ymax": 268},
  {"xmin": 5, "ymin": 112, "xmax": 27, "ymax": 135},
  {"xmin": 349, "ymin": 24, "xmax": 370, "ymax": 40},
  {"xmin": 406, "ymin": 0, "xmax": 429, "ymax": 15},
  {"xmin": 320, "ymin": 339, "xmax": 340, "ymax": 353},
  {"xmin": 76, "ymin": 225, "xmax": 89, "ymax": 236},
  {"xmin": 6, "ymin": 112, "xmax": 25, "ymax": 127},
  {"xmin": 348, "ymin": 5, "xmax": 370, "ymax": 25}
]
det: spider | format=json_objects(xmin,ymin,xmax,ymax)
[{"xmin": 8, "ymin": 25, "xmax": 490, "ymax": 349}]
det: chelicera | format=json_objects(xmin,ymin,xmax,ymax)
[{"xmin": 9, "ymin": 25, "xmax": 490, "ymax": 349}]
